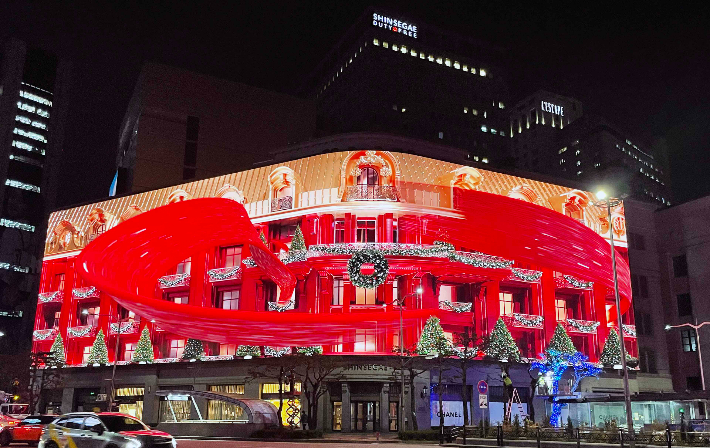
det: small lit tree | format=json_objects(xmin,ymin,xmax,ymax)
[
  {"xmin": 88, "ymin": 329, "xmax": 109, "ymax": 365},
  {"xmin": 236, "ymin": 345, "xmax": 261, "ymax": 358},
  {"xmin": 600, "ymin": 328, "xmax": 622, "ymax": 366},
  {"xmin": 485, "ymin": 317, "xmax": 521, "ymax": 362},
  {"xmin": 547, "ymin": 323, "xmax": 576, "ymax": 355},
  {"xmin": 132, "ymin": 327, "xmax": 154, "ymax": 363},
  {"xmin": 48, "ymin": 334, "xmax": 66, "ymax": 367},
  {"xmin": 181, "ymin": 338, "xmax": 203, "ymax": 360},
  {"xmin": 290, "ymin": 225, "xmax": 306, "ymax": 252}
]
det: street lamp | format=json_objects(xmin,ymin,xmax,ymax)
[
  {"xmin": 665, "ymin": 321, "xmax": 709, "ymax": 390},
  {"xmin": 595, "ymin": 190, "xmax": 635, "ymax": 443},
  {"xmin": 394, "ymin": 286, "xmax": 423, "ymax": 433}
]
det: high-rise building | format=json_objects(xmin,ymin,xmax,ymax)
[
  {"xmin": 300, "ymin": 8, "xmax": 511, "ymax": 166},
  {"xmin": 113, "ymin": 62, "xmax": 316, "ymax": 195},
  {"xmin": 0, "ymin": 38, "xmax": 70, "ymax": 354},
  {"xmin": 509, "ymin": 90, "xmax": 670, "ymax": 206}
]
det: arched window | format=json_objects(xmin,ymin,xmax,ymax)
[{"xmin": 357, "ymin": 167, "xmax": 379, "ymax": 186}]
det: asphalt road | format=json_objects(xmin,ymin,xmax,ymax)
[{"xmin": 173, "ymin": 439, "xmax": 431, "ymax": 448}]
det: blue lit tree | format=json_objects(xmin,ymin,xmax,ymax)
[{"xmin": 530, "ymin": 350, "xmax": 601, "ymax": 426}]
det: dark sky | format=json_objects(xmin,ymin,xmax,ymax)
[{"xmin": 1, "ymin": 1, "xmax": 709, "ymax": 207}]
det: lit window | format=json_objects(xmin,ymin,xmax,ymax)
[
  {"xmin": 436, "ymin": 57, "xmax": 443, "ymax": 64},
  {"xmin": 79, "ymin": 305, "xmax": 100, "ymax": 326},
  {"xmin": 479, "ymin": 69, "xmax": 486, "ymax": 76},
  {"xmin": 428, "ymin": 54, "xmax": 434, "ymax": 61},
  {"xmin": 473, "ymin": 156, "xmax": 479, "ymax": 162},
  {"xmin": 491, "ymin": 129, "xmax": 497, "ymax": 135},
  {"xmin": 401, "ymin": 107, "xmax": 406, "ymax": 113},
  {"xmin": 356, "ymin": 220, "xmax": 376, "ymax": 242},
  {"xmin": 373, "ymin": 38, "xmax": 379, "ymax": 46},
  {"xmin": 575, "ymin": 149, "xmax": 581, "ymax": 156},
  {"xmin": 354, "ymin": 329, "xmax": 377, "ymax": 352},
  {"xmin": 219, "ymin": 344, "xmax": 238, "ymax": 356},
  {"xmin": 555, "ymin": 299, "xmax": 567, "ymax": 321},
  {"xmin": 481, "ymin": 125, "xmax": 488, "ymax": 133},
  {"xmin": 576, "ymin": 161, "xmax": 581, "ymax": 166},
  {"xmin": 82, "ymin": 345, "xmax": 92, "ymax": 363},
  {"xmin": 560, "ymin": 159, "xmax": 565, "ymax": 165},
  {"xmin": 559, "ymin": 147, "xmax": 567, "ymax": 154},
  {"xmin": 355, "ymin": 288, "xmax": 378, "ymax": 305},
  {"xmin": 445, "ymin": 58, "xmax": 451, "ymax": 67},
  {"xmin": 438, "ymin": 131, "xmax": 444, "ymax": 139},
  {"xmin": 464, "ymin": 107, "xmax": 468, "ymax": 114},
  {"xmin": 220, "ymin": 246, "xmax": 242, "ymax": 268},
  {"xmin": 168, "ymin": 293, "xmax": 188, "ymax": 305},
  {"xmin": 471, "ymin": 109, "xmax": 478, "ymax": 116},
  {"xmin": 681, "ymin": 330, "xmax": 697, "ymax": 352},
  {"xmin": 419, "ymin": 52, "xmax": 425, "ymax": 59},
  {"xmin": 500, "ymin": 293, "xmax": 514, "ymax": 315},
  {"xmin": 334, "ymin": 219, "xmax": 345, "ymax": 243},
  {"xmin": 400, "ymin": 45, "xmax": 407, "ymax": 53},
  {"xmin": 19, "ymin": 90, "xmax": 52, "ymax": 106},
  {"xmin": 410, "ymin": 49, "xmax": 417, "ymax": 56},
  {"xmin": 471, "ymin": 68, "xmax": 477, "ymax": 74},
  {"xmin": 123, "ymin": 342, "xmax": 136, "ymax": 361},
  {"xmin": 176, "ymin": 258, "xmax": 191, "ymax": 275},
  {"xmin": 462, "ymin": 65, "xmax": 468, "ymax": 72},
  {"xmin": 168, "ymin": 339, "xmax": 186, "ymax": 358},
  {"xmin": 482, "ymin": 158, "xmax": 488, "ymax": 164},
  {"xmin": 13, "ymin": 127, "xmax": 46, "ymax": 143},
  {"xmin": 5, "ymin": 179, "xmax": 40, "ymax": 193},
  {"xmin": 576, "ymin": 171, "xmax": 583, "ymax": 176},
  {"xmin": 453, "ymin": 61, "xmax": 460, "ymax": 69},
  {"xmin": 332, "ymin": 278, "xmax": 344, "ymax": 306},
  {"xmin": 392, "ymin": 44, "xmax": 398, "ymax": 51},
  {"xmin": 218, "ymin": 289, "xmax": 240, "ymax": 310},
  {"xmin": 499, "ymin": 102, "xmax": 505, "ymax": 109},
  {"xmin": 383, "ymin": 41, "xmax": 389, "ymax": 48}
]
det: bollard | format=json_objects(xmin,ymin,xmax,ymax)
[
  {"xmin": 536, "ymin": 427, "xmax": 541, "ymax": 448},
  {"xmin": 666, "ymin": 428, "xmax": 672, "ymax": 448},
  {"xmin": 463, "ymin": 424, "xmax": 467, "ymax": 445},
  {"xmin": 620, "ymin": 429, "xmax": 625, "ymax": 448},
  {"xmin": 497, "ymin": 424, "xmax": 503, "ymax": 446},
  {"xmin": 577, "ymin": 428, "xmax": 581, "ymax": 448}
]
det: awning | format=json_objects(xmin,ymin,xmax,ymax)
[{"xmin": 155, "ymin": 390, "xmax": 279, "ymax": 425}]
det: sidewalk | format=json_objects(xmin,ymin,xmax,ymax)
[{"xmin": 321, "ymin": 432, "xmax": 403, "ymax": 443}]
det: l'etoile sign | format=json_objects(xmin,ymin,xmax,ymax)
[
  {"xmin": 372, "ymin": 13, "xmax": 418, "ymax": 38},
  {"xmin": 541, "ymin": 101, "xmax": 564, "ymax": 116}
]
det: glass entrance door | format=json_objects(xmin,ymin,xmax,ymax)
[{"xmin": 351, "ymin": 401, "xmax": 379, "ymax": 431}]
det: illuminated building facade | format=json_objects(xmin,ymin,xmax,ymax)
[
  {"xmin": 301, "ymin": 7, "xmax": 510, "ymax": 166},
  {"xmin": 0, "ymin": 38, "xmax": 70, "ymax": 354},
  {"xmin": 509, "ymin": 90, "xmax": 670, "ymax": 206},
  {"xmin": 32, "ymin": 135, "xmax": 663, "ymax": 430}
]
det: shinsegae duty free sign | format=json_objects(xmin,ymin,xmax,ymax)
[{"xmin": 372, "ymin": 13, "xmax": 418, "ymax": 38}]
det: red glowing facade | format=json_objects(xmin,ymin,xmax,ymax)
[{"xmin": 33, "ymin": 150, "xmax": 635, "ymax": 365}]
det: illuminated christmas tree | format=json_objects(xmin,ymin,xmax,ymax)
[
  {"xmin": 182, "ymin": 338, "xmax": 203, "ymax": 360},
  {"xmin": 236, "ymin": 345, "xmax": 261, "ymax": 358},
  {"xmin": 88, "ymin": 329, "xmax": 109, "ymax": 365},
  {"xmin": 546, "ymin": 323, "xmax": 576, "ymax": 355},
  {"xmin": 49, "ymin": 334, "xmax": 65, "ymax": 367},
  {"xmin": 485, "ymin": 318, "xmax": 521, "ymax": 362},
  {"xmin": 132, "ymin": 327, "xmax": 154, "ymax": 363},
  {"xmin": 416, "ymin": 316, "xmax": 452, "ymax": 356},
  {"xmin": 599, "ymin": 328, "xmax": 622, "ymax": 366},
  {"xmin": 290, "ymin": 225, "xmax": 306, "ymax": 252}
]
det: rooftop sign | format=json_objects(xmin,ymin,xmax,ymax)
[
  {"xmin": 541, "ymin": 101, "xmax": 564, "ymax": 116},
  {"xmin": 372, "ymin": 13, "xmax": 418, "ymax": 38}
]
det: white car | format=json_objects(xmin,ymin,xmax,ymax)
[{"xmin": 39, "ymin": 412, "xmax": 176, "ymax": 448}]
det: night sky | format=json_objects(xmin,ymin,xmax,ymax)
[{"xmin": 1, "ymin": 1, "xmax": 708, "ymax": 207}]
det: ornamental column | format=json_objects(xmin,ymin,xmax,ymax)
[
  {"xmin": 541, "ymin": 269, "xmax": 557, "ymax": 348},
  {"xmin": 341, "ymin": 382, "xmax": 351, "ymax": 432},
  {"xmin": 380, "ymin": 383, "xmax": 390, "ymax": 433}
]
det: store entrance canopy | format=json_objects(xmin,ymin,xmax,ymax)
[{"xmin": 156, "ymin": 390, "xmax": 279, "ymax": 425}]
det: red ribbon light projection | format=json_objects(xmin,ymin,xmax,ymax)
[{"xmin": 77, "ymin": 190, "xmax": 631, "ymax": 346}]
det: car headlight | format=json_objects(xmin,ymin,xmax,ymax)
[{"xmin": 125, "ymin": 437, "xmax": 142, "ymax": 448}]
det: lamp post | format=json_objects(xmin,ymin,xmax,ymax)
[
  {"xmin": 595, "ymin": 191, "xmax": 634, "ymax": 444},
  {"xmin": 394, "ymin": 286, "xmax": 423, "ymax": 433},
  {"xmin": 665, "ymin": 321, "xmax": 709, "ymax": 390}
]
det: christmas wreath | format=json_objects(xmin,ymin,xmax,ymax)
[{"xmin": 347, "ymin": 249, "xmax": 389, "ymax": 289}]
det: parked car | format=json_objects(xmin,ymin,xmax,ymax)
[
  {"xmin": 7, "ymin": 415, "xmax": 58, "ymax": 446},
  {"xmin": 0, "ymin": 414, "xmax": 19, "ymax": 429},
  {"xmin": 39, "ymin": 412, "xmax": 176, "ymax": 448}
]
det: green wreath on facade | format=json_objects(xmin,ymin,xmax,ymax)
[{"xmin": 347, "ymin": 249, "xmax": 389, "ymax": 289}]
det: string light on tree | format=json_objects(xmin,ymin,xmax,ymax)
[
  {"xmin": 547, "ymin": 323, "xmax": 576, "ymax": 355},
  {"xmin": 88, "ymin": 329, "xmax": 109, "ymax": 365},
  {"xmin": 485, "ymin": 317, "xmax": 521, "ymax": 362},
  {"xmin": 416, "ymin": 316, "xmax": 452, "ymax": 356},
  {"xmin": 182, "ymin": 338, "xmax": 204, "ymax": 360},
  {"xmin": 132, "ymin": 327, "xmax": 154, "ymax": 363},
  {"xmin": 236, "ymin": 345, "xmax": 261, "ymax": 358},
  {"xmin": 49, "ymin": 334, "xmax": 65, "ymax": 367}
]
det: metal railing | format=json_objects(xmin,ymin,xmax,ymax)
[
  {"xmin": 345, "ymin": 185, "xmax": 399, "ymax": 201},
  {"xmin": 447, "ymin": 425, "xmax": 710, "ymax": 447},
  {"xmin": 271, "ymin": 196, "xmax": 293, "ymax": 212}
]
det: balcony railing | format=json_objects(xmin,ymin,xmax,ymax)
[
  {"xmin": 72, "ymin": 286, "xmax": 99, "ymax": 300},
  {"xmin": 503, "ymin": 313, "xmax": 544, "ymax": 329},
  {"xmin": 158, "ymin": 273, "xmax": 190, "ymax": 289},
  {"xmin": 271, "ymin": 196, "xmax": 293, "ymax": 212},
  {"xmin": 38, "ymin": 291, "xmax": 63, "ymax": 304},
  {"xmin": 33, "ymin": 328, "xmax": 58, "ymax": 342},
  {"xmin": 555, "ymin": 275, "xmax": 594, "ymax": 289},
  {"xmin": 109, "ymin": 320, "xmax": 140, "ymax": 335},
  {"xmin": 207, "ymin": 266, "xmax": 242, "ymax": 282},
  {"xmin": 439, "ymin": 301, "xmax": 473, "ymax": 313},
  {"xmin": 67, "ymin": 325, "xmax": 98, "ymax": 339},
  {"xmin": 565, "ymin": 318, "xmax": 600, "ymax": 334},
  {"xmin": 622, "ymin": 324, "xmax": 637, "ymax": 338},
  {"xmin": 345, "ymin": 185, "xmax": 399, "ymax": 201}
]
